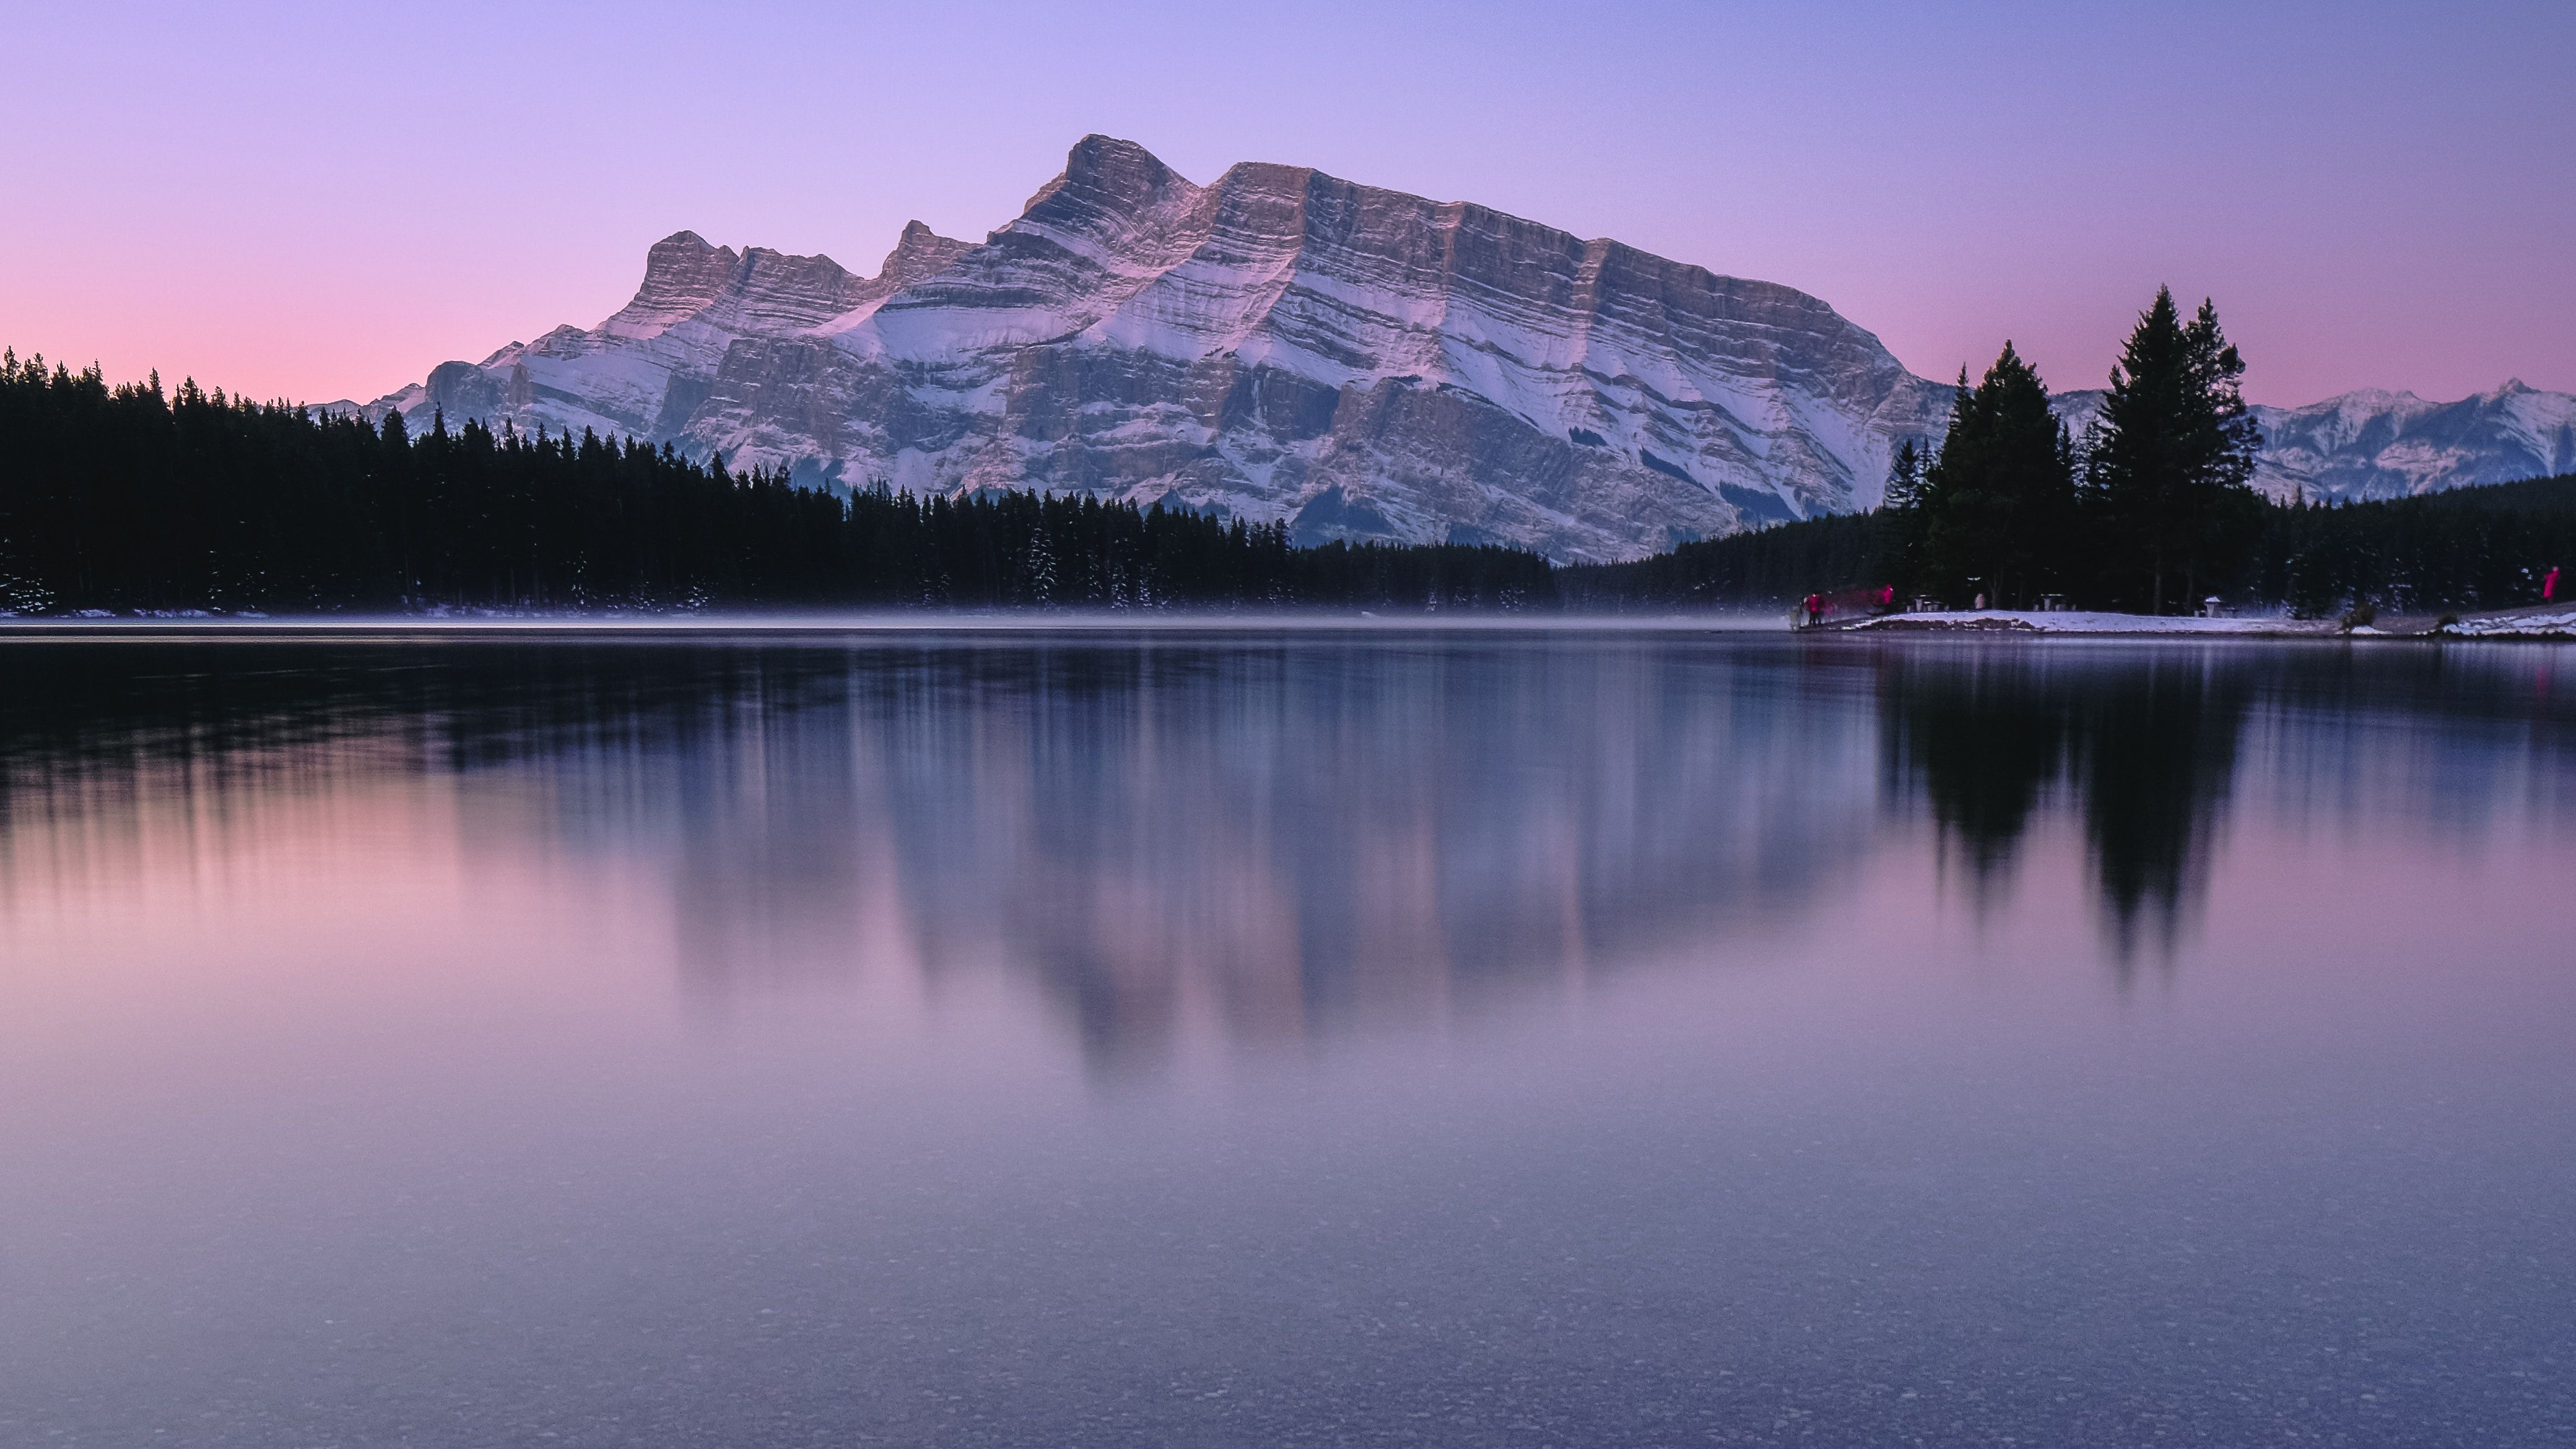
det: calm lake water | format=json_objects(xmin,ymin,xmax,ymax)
[{"xmin": 2, "ymin": 629, "xmax": 2572, "ymax": 1447}]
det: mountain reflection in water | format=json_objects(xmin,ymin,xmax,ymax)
[
  {"xmin": 2, "ymin": 633, "xmax": 2568, "ymax": 1067},
  {"xmin": 8, "ymin": 630, "xmax": 2576, "ymax": 1448}
]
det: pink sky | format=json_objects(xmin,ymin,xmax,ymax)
[{"xmin": 4, "ymin": 1, "xmax": 2568, "ymax": 409}]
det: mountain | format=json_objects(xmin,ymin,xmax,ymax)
[
  {"xmin": 356, "ymin": 220, "xmax": 975, "ymax": 448},
  {"xmin": 2240, "ymin": 383, "xmax": 2576, "ymax": 502},
  {"xmin": 349, "ymin": 135, "xmax": 2574, "ymax": 560},
  {"xmin": 346, "ymin": 136, "xmax": 1949, "ymax": 562},
  {"xmin": 2052, "ymin": 383, "xmax": 2576, "ymax": 505}
]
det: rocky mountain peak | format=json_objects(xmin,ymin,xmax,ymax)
[
  {"xmin": 353, "ymin": 137, "xmax": 2576, "ymax": 555},
  {"xmin": 879, "ymin": 221, "xmax": 972, "ymax": 288},
  {"xmin": 607, "ymin": 231, "xmax": 743, "ymax": 337},
  {"xmin": 1064, "ymin": 134, "xmax": 1192, "ymax": 198},
  {"xmin": 1022, "ymin": 136, "xmax": 1208, "ymax": 250}
]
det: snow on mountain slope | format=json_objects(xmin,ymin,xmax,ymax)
[
  {"xmin": 2245, "ymin": 381, "xmax": 2576, "ymax": 501},
  {"xmin": 354, "ymin": 136, "xmax": 1946, "ymax": 561},
  {"xmin": 351, "ymin": 221, "xmax": 975, "ymax": 448},
  {"xmin": 352, "ymin": 135, "xmax": 2572, "ymax": 559},
  {"xmin": 2052, "ymin": 380, "xmax": 2576, "ymax": 504}
]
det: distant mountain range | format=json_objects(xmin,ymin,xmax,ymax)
[
  {"xmin": 2055, "ymin": 382, "xmax": 2576, "ymax": 508},
  {"xmin": 343, "ymin": 136, "xmax": 2575, "ymax": 562}
]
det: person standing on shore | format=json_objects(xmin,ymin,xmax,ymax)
[{"xmin": 2547, "ymin": 566, "xmax": 2561, "ymax": 603}]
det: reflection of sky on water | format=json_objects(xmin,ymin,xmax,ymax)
[
  {"xmin": 4, "ymin": 633, "xmax": 2575, "ymax": 1447},
  {"xmin": 4, "ymin": 636, "xmax": 2573, "ymax": 1064}
]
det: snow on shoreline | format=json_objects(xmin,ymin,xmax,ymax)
[
  {"xmin": 1850, "ymin": 607, "xmax": 2576, "ymax": 638},
  {"xmin": 2, "ymin": 607, "xmax": 2567, "ymax": 639},
  {"xmin": 2441, "ymin": 608, "xmax": 2576, "ymax": 638},
  {"xmin": 1847, "ymin": 609, "xmax": 2334, "ymax": 636}
]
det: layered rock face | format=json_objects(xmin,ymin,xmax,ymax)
[
  {"xmin": 354, "ymin": 136, "xmax": 2573, "ymax": 559},
  {"xmin": 354, "ymin": 136, "xmax": 1946, "ymax": 560},
  {"xmin": 366, "ymin": 221, "xmax": 975, "ymax": 448}
]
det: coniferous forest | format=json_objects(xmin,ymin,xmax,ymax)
[
  {"xmin": 1570, "ymin": 290, "xmax": 2570, "ymax": 617},
  {"xmin": 2, "ymin": 325, "xmax": 2569, "ymax": 619},
  {"xmin": 0, "ymin": 351, "xmax": 1549, "ymax": 614},
  {"xmin": 1560, "ymin": 472, "xmax": 2576, "ymax": 616}
]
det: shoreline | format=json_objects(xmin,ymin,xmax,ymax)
[
  {"xmin": 1, "ymin": 608, "xmax": 2571, "ymax": 641},
  {"xmin": 1839, "ymin": 603, "xmax": 2576, "ymax": 638}
]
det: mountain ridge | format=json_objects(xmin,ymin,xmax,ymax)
[{"xmin": 344, "ymin": 135, "xmax": 2574, "ymax": 560}]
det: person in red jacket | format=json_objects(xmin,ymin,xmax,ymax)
[
  {"xmin": 2548, "ymin": 566, "xmax": 2561, "ymax": 603},
  {"xmin": 1804, "ymin": 593, "xmax": 1823, "ymax": 628}
]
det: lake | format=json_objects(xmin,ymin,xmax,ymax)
[{"xmin": 2, "ymin": 628, "xmax": 2570, "ymax": 1447}]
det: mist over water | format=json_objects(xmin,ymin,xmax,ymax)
[{"xmin": 2, "ymin": 632, "xmax": 2571, "ymax": 1445}]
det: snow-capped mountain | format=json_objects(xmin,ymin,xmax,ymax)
[
  {"xmin": 359, "ymin": 219, "xmax": 975, "ymax": 450},
  {"xmin": 349, "ymin": 135, "xmax": 2572, "ymax": 560},
  {"xmin": 2242, "ymin": 383, "xmax": 2576, "ymax": 502},
  {"xmin": 347, "ymin": 136, "xmax": 1947, "ymax": 562},
  {"xmin": 2052, "ymin": 383, "xmax": 2576, "ymax": 505}
]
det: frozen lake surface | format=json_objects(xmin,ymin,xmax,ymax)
[{"xmin": 2, "ymin": 630, "xmax": 2571, "ymax": 1446}]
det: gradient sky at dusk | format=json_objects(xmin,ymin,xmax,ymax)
[{"xmin": 4, "ymin": 1, "xmax": 2567, "ymax": 409}]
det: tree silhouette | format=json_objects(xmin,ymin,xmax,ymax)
[{"xmin": 0, "ymin": 353, "xmax": 1552, "ymax": 616}]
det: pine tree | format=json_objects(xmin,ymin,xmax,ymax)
[
  {"xmin": 1877, "ymin": 438, "xmax": 1927, "ymax": 598},
  {"xmin": 2084, "ymin": 289, "xmax": 2263, "ymax": 613},
  {"xmin": 1913, "ymin": 345, "xmax": 2076, "ymax": 607},
  {"xmin": 0, "ymin": 352, "xmax": 1556, "ymax": 614},
  {"xmin": 1883, "ymin": 438, "xmax": 1925, "ymax": 511}
]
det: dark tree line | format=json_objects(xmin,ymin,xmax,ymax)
[
  {"xmin": 4, "ymin": 343, "xmax": 2565, "ymax": 620},
  {"xmin": 1569, "ymin": 286, "xmax": 2567, "ymax": 616},
  {"xmin": 1571, "ymin": 289, "xmax": 2270, "ymax": 614},
  {"xmin": 1566, "ymin": 471, "xmax": 2576, "ymax": 616},
  {"xmin": 0, "ymin": 352, "xmax": 1551, "ymax": 614},
  {"xmin": 1874, "ymin": 288, "xmax": 2263, "ymax": 612},
  {"xmin": 1556, "ymin": 512, "xmax": 1886, "ymax": 610},
  {"xmin": 2250, "ymin": 474, "xmax": 2576, "ymax": 616}
]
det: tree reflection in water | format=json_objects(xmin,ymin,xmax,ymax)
[
  {"xmin": 4, "ymin": 632, "xmax": 2565, "ymax": 1064},
  {"xmin": 1879, "ymin": 645, "xmax": 2250, "ymax": 973},
  {"xmin": 2074, "ymin": 661, "xmax": 2249, "ymax": 965}
]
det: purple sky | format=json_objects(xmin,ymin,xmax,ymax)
[{"xmin": 4, "ymin": 1, "xmax": 2567, "ymax": 408}]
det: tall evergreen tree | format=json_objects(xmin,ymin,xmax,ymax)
[
  {"xmin": 1876, "ymin": 437, "xmax": 1928, "ymax": 598},
  {"xmin": 1913, "ymin": 345, "xmax": 2077, "ymax": 607},
  {"xmin": 2084, "ymin": 288, "xmax": 2263, "ymax": 613},
  {"xmin": 1882, "ymin": 438, "xmax": 1925, "ymax": 511}
]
